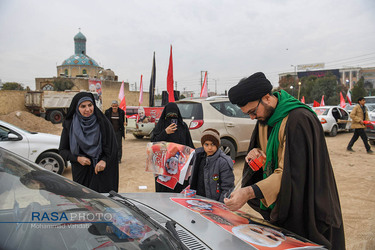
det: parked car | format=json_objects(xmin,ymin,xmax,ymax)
[
  {"xmin": 313, "ymin": 106, "xmax": 351, "ymax": 137},
  {"xmin": 364, "ymin": 96, "xmax": 375, "ymax": 104},
  {"xmin": 0, "ymin": 120, "xmax": 65, "ymax": 174},
  {"xmin": 344, "ymin": 104, "xmax": 356, "ymax": 114},
  {"xmin": 365, "ymin": 121, "xmax": 375, "ymax": 145},
  {"xmin": 126, "ymin": 107, "xmax": 164, "ymax": 139},
  {"xmin": 176, "ymin": 96, "xmax": 256, "ymax": 160},
  {"xmin": 366, "ymin": 104, "xmax": 375, "ymax": 121},
  {"xmin": 0, "ymin": 147, "xmax": 323, "ymax": 250}
]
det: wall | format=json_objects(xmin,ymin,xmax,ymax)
[
  {"xmin": 35, "ymin": 77, "xmax": 150, "ymax": 112},
  {"xmin": 0, "ymin": 90, "xmax": 28, "ymax": 115}
]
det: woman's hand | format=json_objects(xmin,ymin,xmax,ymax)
[
  {"xmin": 95, "ymin": 160, "xmax": 106, "ymax": 174},
  {"xmin": 77, "ymin": 156, "xmax": 91, "ymax": 166},
  {"xmin": 245, "ymin": 148, "xmax": 266, "ymax": 164},
  {"xmin": 165, "ymin": 123, "xmax": 177, "ymax": 134}
]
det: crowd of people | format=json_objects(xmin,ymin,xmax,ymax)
[{"xmin": 56, "ymin": 70, "xmax": 366, "ymax": 249}]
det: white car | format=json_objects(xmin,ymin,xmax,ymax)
[
  {"xmin": 313, "ymin": 106, "xmax": 351, "ymax": 136},
  {"xmin": 366, "ymin": 104, "xmax": 375, "ymax": 121},
  {"xmin": 0, "ymin": 120, "xmax": 65, "ymax": 174}
]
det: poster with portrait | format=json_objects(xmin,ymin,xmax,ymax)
[
  {"xmin": 145, "ymin": 142, "xmax": 195, "ymax": 189},
  {"xmin": 171, "ymin": 198, "xmax": 322, "ymax": 249},
  {"xmin": 88, "ymin": 79, "xmax": 102, "ymax": 103}
]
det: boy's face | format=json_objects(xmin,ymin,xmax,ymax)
[{"xmin": 203, "ymin": 140, "xmax": 218, "ymax": 156}]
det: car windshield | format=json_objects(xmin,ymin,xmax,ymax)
[
  {"xmin": 0, "ymin": 148, "xmax": 179, "ymax": 250},
  {"xmin": 313, "ymin": 108, "xmax": 329, "ymax": 115}
]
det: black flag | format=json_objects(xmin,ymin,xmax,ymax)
[{"xmin": 149, "ymin": 52, "xmax": 156, "ymax": 107}]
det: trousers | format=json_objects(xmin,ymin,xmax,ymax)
[{"xmin": 347, "ymin": 128, "xmax": 371, "ymax": 151}]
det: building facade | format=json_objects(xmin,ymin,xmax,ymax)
[{"xmin": 279, "ymin": 67, "xmax": 375, "ymax": 89}]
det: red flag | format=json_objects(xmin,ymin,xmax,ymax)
[
  {"xmin": 320, "ymin": 95, "xmax": 325, "ymax": 106},
  {"xmin": 301, "ymin": 96, "xmax": 305, "ymax": 104},
  {"xmin": 340, "ymin": 92, "xmax": 346, "ymax": 108},
  {"xmin": 167, "ymin": 45, "xmax": 175, "ymax": 103},
  {"xmin": 139, "ymin": 75, "xmax": 143, "ymax": 105},
  {"xmin": 118, "ymin": 81, "xmax": 125, "ymax": 100},
  {"xmin": 119, "ymin": 96, "xmax": 126, "ymax": 113},
  {"xmin": 200, "ymin": 71, "xmax": 208, "ymax": 98},
  {"xmin": 313, "ymin": 100, "xmax": 320, "ymax": 107},
  {"xmin": 346, "ymin": 89, "xmax": 352, "ymax": 105}
]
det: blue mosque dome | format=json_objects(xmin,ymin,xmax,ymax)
[
  {"xmin": 62, "ymin": 54, "xmax": 99, "ymax": 67},
  {"xmin": 61, "ymin": 31, "xmax": 99, "ymax": 67}
]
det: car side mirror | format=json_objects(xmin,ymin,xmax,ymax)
[{"xmin": 8, "ymin": 133, "xmax": 20, "ymax": 140}]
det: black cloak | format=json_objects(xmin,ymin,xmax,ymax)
[
  {"xmin": 59, "ymin": 92, "xmax": 119, "ymax": 193},
  {"xmin": 151, "ymin": 102, "xmax": 194, "ymax": 192},
  {"xmin": 243, "ymin": 108, "xmax": 345, "ymax": 249}
]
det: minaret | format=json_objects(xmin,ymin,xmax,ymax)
[{"xmin": 74, "ymin": 28, "xmax": 87, "ymax": 55}]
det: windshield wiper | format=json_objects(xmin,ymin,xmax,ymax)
[{"xmin": 108, "ymin": 191, "xmax": 187, "ymax": 250}]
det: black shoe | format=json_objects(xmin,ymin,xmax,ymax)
[
  {"xmin": 347, "ymin": 148, "xmax": 355, "ymax": 152},
  {"xmin": 367, "ymin": 150, "xmax": 374, "ymax": 154}
]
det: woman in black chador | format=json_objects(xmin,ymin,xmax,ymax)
[
  {"xmin": 151, "ymin": 102, "xmax": 194, "ymax": 193},
  {"xmin": 59, "ymin": 92, "xmax": 119, "ymax": 192}
]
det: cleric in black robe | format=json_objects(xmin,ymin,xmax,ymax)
[
  {"xmin": 151, "ymin": 102, "xmax": 194, "ymax": 193},
  {"xmin": 59, "ymin": 92, "xmax": 119, "ymax": 193},
  {"xmin": 224, "ymin": 72, "xmax": 345, "ymax": 249}
]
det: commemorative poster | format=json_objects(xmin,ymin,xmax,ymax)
[
  {"xmin": 88, "ymin": 79, "xmax": 102, "ymax": 103},
  {"xmin": 145, "ymin": 142, "xmax": 195, "ymax": 189},
  {"xmin": 171, "ymin": 198, "xmax": 321, "ymax": 249}
]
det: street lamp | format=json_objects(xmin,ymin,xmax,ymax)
[
  {"xmin": 290, "ymin": 85, "xmax": 294, "ymax": 97},
  {"xmin": 297, "ymin": 81, "xmax": 301, "ymax": 100}
]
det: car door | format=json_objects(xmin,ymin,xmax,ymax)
[
  {"xmin": 0, "ymin": 124, "xmax": 30, "ymax": 160},
  {"xmin": 220, "ymin": 101, "xmax": 256, "ymax": 154},
  {"xmin": 338, "ymin": 107, "xmax": 351, "ymax": 130}
]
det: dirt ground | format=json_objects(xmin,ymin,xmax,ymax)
[{"xmin": 1, "ymin": 111, "xmax": 374, "ymax": 249}]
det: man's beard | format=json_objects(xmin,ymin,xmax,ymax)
[{"xmin": 258, "ymin": 103, "xmax": 275, "ymax": 125}]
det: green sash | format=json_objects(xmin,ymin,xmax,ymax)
[{"xmin": 260, "ymin": 90, "xmax": 314, "ymax": 210}]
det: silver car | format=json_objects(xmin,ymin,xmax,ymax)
[
  {"xmin": 0, "ymin": 120, "xmax": 65, "ymax": 174},
  {"xmin": 313, "ymin": 106, "xmax": 351, "ymax": 136},
  {"xmin": 0, "ymin": 147, "xmax": 323, "ymax": 249},
  {"xmin": 176, "ymin": 96, "xmax": 256, "ymax": 160}
]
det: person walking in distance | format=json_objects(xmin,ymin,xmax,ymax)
[
  {"xmin": 347, "ymin": 97, "xmax": 373, "ymax": 153},
  {"xmin": 105, "ymin": 100, "xmax": 126, "ymax": 163}
]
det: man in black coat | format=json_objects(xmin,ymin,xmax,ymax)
[
  {"xmin": 224, "ymin": 72, "xmax": 345, "ymax": 249},
  {"xmin": 105, "ymin": 100, "xmax": 126, "ymax": 163}
]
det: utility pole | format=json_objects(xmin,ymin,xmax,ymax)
[
  {"xmin": 175, "ymin": 81, "xmax": 177, "ymax": 90},
  {"xmin": 134, "ymin": 82, "xmax": 137, "ymax": 91}
]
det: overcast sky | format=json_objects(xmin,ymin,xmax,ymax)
[{"xmin": 1, "ymin": 0, "xmax": 375, "ymax": 95}]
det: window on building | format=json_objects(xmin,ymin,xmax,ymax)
[
  {"xmin": 82, "ymin": 69, "xmax": 87, "ymax": 75},
  {"xmin": 345, "ymin": 72, "xmax": 349, "ymax": 78},
  {"xmin": 64, "ymin": 69, "xmax": 68, "ymax": 75},
  {"xmin": 352, "ymin": 71, "xmax": 357, "ymax": 78},
  {"xmin": 42, "ymin": 84, "xmax": 54, "ymax": 91}
]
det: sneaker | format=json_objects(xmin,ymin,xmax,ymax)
[
  {"xmin": 347, "ymin": 148, "xmax": 355, "ymax": 152},
  {"xmin": 367, "ymin": 150, "xmax": 374, "ymax": 154}
]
